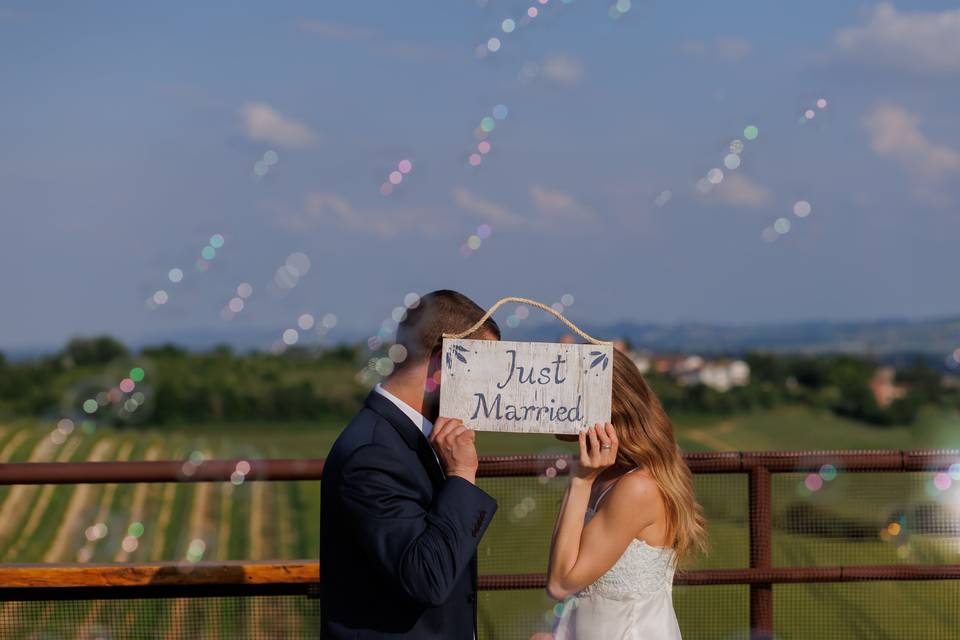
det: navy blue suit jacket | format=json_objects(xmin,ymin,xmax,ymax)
[{"xmin": 320, "ymin": 391, "xmax": 497, "ymax": 639}]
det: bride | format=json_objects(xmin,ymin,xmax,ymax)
[{"xmin": 546, "ymin": 350, "xmax": 708, "ymax": 639}]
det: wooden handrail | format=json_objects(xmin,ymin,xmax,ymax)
[
  {"xmin": 0, "ymin": 560, "xmax": 319, "ymax": 588},
  {"xmin": 1, "ymin": 561, "xmax": 958, "ymax": 591}
]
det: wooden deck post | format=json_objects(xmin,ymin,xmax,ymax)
[{"xmin": 748, "ymin": 466, "xmax": 773, "ymax": 639}]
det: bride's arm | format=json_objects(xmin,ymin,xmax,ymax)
[{"xmin": 546, "ymin": 424, "xmax": 656, "ymax": 600}]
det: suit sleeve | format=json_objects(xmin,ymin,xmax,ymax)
[{"xmin": 338, "ymin": 442, "xmax": 497, "ymax": 607}]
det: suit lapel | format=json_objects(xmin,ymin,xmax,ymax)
[
  {"xmin": 415, "ymin": 439, "xmax": 446, "ymax": 488},
  {"xmin": 364, "ymin": 391, "xmax": 445, "ymax": 487}
]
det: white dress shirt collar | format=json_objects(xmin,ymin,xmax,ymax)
[{"xmin": 373, "ymin": 383, "xmax": 434, "ymax": 439}]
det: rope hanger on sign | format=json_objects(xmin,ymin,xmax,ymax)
[{"xmin": 443, "ymin": 296, "xmax": 613, "ymax": 346}]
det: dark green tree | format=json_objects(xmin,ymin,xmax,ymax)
[{"xmin": 63, "ymin": 336, "xmax": 128, "ymax": 366}]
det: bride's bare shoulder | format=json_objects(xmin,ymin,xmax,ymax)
[
  {"xmin": 604, "ymin": 470, "xmax": 661, "ymax": 518},
  {"xmin": 589, "ymin": 472, "xmax": 661, "ymax": 540}
]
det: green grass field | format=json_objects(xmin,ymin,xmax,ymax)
[{"xmin": 0, "ymin": 407, "xmax": 958, "ymax": 638}]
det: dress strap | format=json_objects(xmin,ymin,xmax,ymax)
[{"xmin": 594, "ymin": 467, "xmax": 641, "ymax": 510}]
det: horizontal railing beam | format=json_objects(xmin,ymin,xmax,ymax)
[
  {"xmin": 0, "ymin": 560, "xmax": 319, "ymax": 588},
  {"xmin": 3, "ymin": 561, "xmax": 959, "ymax": 594},
  {"xmin": 1, "ymin": 449, "xmax": 958, "ymax": 485},
  {"xmin": 0, "ymin": 560, "xmax": 320, "ymax": 601},
  {"xmin": 480, "ymin": 564, "xmax": 960, "ymax": 589},
  {"xmin": 0, "ymin": 459, "xmax": 325, "ymax": 485}
]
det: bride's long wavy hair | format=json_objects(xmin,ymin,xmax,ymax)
[{"xmin": 610, "ymin": 349, "xmax": 708, "ymax": 567}]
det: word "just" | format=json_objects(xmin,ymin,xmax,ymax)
[{"xmin": 496, "ymin": 350, "xmax": 567, "ymax": 389}]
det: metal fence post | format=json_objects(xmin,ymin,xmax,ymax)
[{"xmin": 749, "ymin": 465, "xmax": 773, "ymax": 639}]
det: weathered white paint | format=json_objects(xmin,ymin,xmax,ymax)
[{"xmin": 439, "ymin": 338, "xmax": 613, "ymax": 434}]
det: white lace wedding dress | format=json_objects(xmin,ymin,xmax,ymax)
[{"xmin": 553, "ymin": 489, "xmax": 682, "ymax": 639}]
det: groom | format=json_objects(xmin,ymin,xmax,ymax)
[{"xmin": 320, "ymin": 290, "xmax": 501, "ymax": 639}]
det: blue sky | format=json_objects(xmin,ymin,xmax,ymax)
[{"xmin": 1, "ymin": 1, "xmax": 959, "ymax": 349}]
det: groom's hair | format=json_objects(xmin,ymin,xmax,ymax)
[{"xmin": 393, "ymin": 290, "xmax": 500, "ymax": 372}]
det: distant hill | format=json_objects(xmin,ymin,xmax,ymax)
[
  {"xmin": 512, "ymin": 316, "xmax": 960, "ymax": 357},
  {"xmin": 4, "ymin": 316, "xmax": 957, "ymax": 361}
]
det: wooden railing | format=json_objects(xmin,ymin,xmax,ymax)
[
  {"xmin": 0, "ymin": 560, "xmax": 318, "ymax": 600},
  {"xmin": 1, "ymin": 449, "xmax": 959, "ymax": 639}
]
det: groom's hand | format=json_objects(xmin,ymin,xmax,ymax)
[{"xmin": 430, "ymin": 417, "xmax": 479, "ymax": 484}]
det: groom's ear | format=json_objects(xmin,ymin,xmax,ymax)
[
  {"xmin": 424, "ymin": 342, "xmax": 444, "ymax": 387},
  {"xmin": 428, "ymin": 346, "xmax": 443, "ymax": 371},
  {"xmin": 428, "ymin": 337, "xmax": 445, "ymax": 366}
]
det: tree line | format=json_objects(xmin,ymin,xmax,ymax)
[{"xmin": 0, "ymin": 336, "xmax": 956, "ymax": 427}]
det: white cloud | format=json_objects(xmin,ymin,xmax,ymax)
[
  {"xmin": 529, "ymin": 184, "xmax": 594, "ymax": 220},
  {"xmin": 305, "ymin": 193, "xmax": 355, "ymax": 225},
  {"xmin": 303, "ymin": 193, "xmax": 406, "ymax": 236},
  {"xmin": 452, "ymin": 188, "xmax": 521, "ymax": 225},
  {"xmin": 453, "ymin": 186, "xmax": 594, "ymax": 228},
  {"xmin": 863, "ymin": 104, "xmax": 960, "ymax": 180},
  {"xmin": 714, "ymin": 37, "xmax": 753, "ymax": 61},
  {"xmin": 241, "ymin": 103, "xmax": 319, "ymax": 149},
  {"xmin": 542, "ymin": 54, "xmax": 585, "ymax": 86},
  {"xmin": 708, "ymin": 174, "xmax": 772, "ymax": 208},
  {"xmin": 834, "ymin": 3, "xmax": 960, "ymax": 73},
  {"xmin": 680, "ymin": 36, "xmax": 752, "ymax": 61},
  {"xmin": 273, "ymin": 193, "xmax": 444, "ymax": 237}
]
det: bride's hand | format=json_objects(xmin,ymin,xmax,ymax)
[{"xmin": 574, "ymin": 423, "xmax": 618, "ymax": 482}]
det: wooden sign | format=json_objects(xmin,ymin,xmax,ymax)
[{"xmin": 438, "ymin": 338, "xmax": 613, "ymax": 435}]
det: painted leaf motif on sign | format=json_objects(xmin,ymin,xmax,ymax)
[
  {"xmin": 589, "ymin": 351, "xmax": 610, "ymax": 371},
  {"xmin": 446, "ymin": 344, "xmax": 470, "ymax": 369}
]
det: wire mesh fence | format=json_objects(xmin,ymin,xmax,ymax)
[
  {"xmin": 2, "ymin": 583, "xmax": 955, "ymax": 640},
  {"xmin": 0, "ymin": 452, "xmax": 957, "ymax": 639},
  {"xmin": 772, "ymin": 471, "xmax": 960, "ymax": 568},
  {"xmin": 0, "ymin": 595, "xmax": 320, "ymax": 640},
  {"xmin": 773, "ymin": 580, "xmax": 960, "ymax": 639},
  {"xmin": 476, "ymin": 466, "xmax": 959, "ymax": 638}
]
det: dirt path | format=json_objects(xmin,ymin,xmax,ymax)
[
  {"xmin": 246, "ymin": 479, "xmax": 268, "ymax": 637},
  {"xmin": 0, "ymin": 430, "xmax": 83, "ymax": 638},
  {"xmin": 112, "ymin": 443, "xmax": 164, "ymax": 562},
  {"xmin": 148, "ymin": 445, "xmax": 186, "ymax": 560},
  {"xmin": 216, "ymin": 484, "xmax": 232, "ymax": 560},
  {"xmin": 0, "ymin": 432, "xmax": 63, "ymax": 546},
  {"xmin": 2, "ymin": 436, "xmax": 85, "ymax": 561},
  {"xmin": 684, "ymin": 425, "xmax": 735, "ymax": 451},
  {"xmin": 72, "ymin": 439, "xmax": 137, "ymax": 563},
  {"xmin": 0, "ymin": 429, "xmax": 30, "ymax": 462},
  {"xmin": 69, "ymin": 439, "xmax": 138, "ymax": 640},
  {"xmin": 0, "ymin": 432, "xmax": 89, "ymax": 635},
  {"xmin": 277, "ymin": 479, "xmax": 295, "ymax": 557},
  {"xmin": 42, "ymin": 438, "xmax": 118, "ymax": 562},
  {"xmin": 140, "ymin": 445, "xmax": 186, "ymax": 639},
  {"xmin": 271, "ymin": 475, "xmax": 302, "ymax": 638},
  {"xmin": 190, "ymin": 472, "xmax": 220, "ymax": 638},
  {"xmin": 249, "ymin": 480, "xmax": 267, "ymax": 559},
  {"xmin": 167, "ymin": 446, "xmax": 220, "ymax": 639}
]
